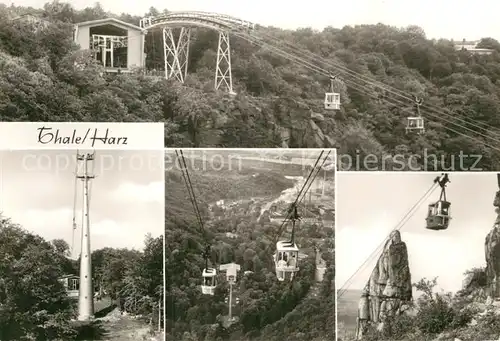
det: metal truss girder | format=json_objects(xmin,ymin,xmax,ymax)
[
  {"xmin": 162, "ymin": 27, "xmax": 191, "ymax": 83},
  {"xmin": 215, "ymin": 31, "xmax": 234, "ymax": 94}
]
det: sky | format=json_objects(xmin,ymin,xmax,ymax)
[
  {"xmin": 0, "ymin": 150, "xmax": 164, "ymax": 258},
  {"xmin": 336, "ymin": 172, "xmax": 498, "ymax": 294},
  {"xmin": 3, "ymin": 0, "xmax": 500, "ymax": 41}
]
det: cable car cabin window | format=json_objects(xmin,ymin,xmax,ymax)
[
  {"xmin": 277, "ymin": 259, "xmax": 287, "ymax": 270},
  {"xmin": 406, "ymin": 117, "xmax": 424, "ymax": 132},
  {"xmin": 426, "ymin": 201, "xmax": 451, "ymax": 230},
  {"xmin": 427, "ymin": 214, "xmax": 450, "ymax": 230}
]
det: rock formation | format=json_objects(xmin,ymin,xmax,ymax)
[
  {"xmin": 485, "ymin": 185, "xmax": 500, "ymax": 300},
  {"xmin": 355, "ymin": 230, "xmax": 412, "ymax": 339}
]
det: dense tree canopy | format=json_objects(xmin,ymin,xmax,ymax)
[
  {"xmin": 2, "ymin": 2, "xmax": 500, "ymax": 168},
  {"xmin": 0, "ymin": 215, "xmax": 163, "ymax": 340}
]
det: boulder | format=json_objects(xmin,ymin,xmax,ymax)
[{"xmin": 355, "ymin": 230, "xmax": 412, "ymax": 339}]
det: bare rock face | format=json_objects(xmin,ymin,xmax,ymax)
[
  {"xmin": 485, "ymin": 189, "xmax": 500, "ymax": 299},
  {"xmin": 356, "ymin": 230, "xmax": 412, "ymax": 339}
]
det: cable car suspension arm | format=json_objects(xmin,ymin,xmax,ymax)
[
  {"xmin": 289, "ymin": 150, "xmax": 332, "ymax": 244},
  {"xmin": 71, "ymin": 150, "xmax": 79, "ymax": 256}
]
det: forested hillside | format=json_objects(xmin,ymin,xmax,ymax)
[
  {"xmin": 165, "ymin": 155, "xmax": 335, "ymax": 340},
  {"xmin": 3, "ymin": 2, "xmax": 500, "ymax": 168},
  {"xmin": 0, "ymin": 215, "xmax": 163, "ymax": 340}
]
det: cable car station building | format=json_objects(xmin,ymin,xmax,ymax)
[{"xmin": 73, "ymin": 18, "xmax": 146, "ymax": 72}]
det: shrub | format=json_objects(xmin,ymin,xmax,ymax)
[{"xmin": 390, "ymin": 313, "xmax": 416, "ymax": 338}]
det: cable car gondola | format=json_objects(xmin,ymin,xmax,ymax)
[
  {"xmin": 200, "ymin": 244, "xmax": 217, "ymax": 295},
  {"xmin": 426, "ymin": 173, "xmax": 451, "ymax": 230},
  {"xmin": 324, "ymin": 75, "xmax": 341, "ymax": 110},
  {"xmin": 274, "ymin": 204, "xmax": 300, "ymax": 281},
  {"xmin": 406, "ymin": 96, "xmax": 425, "ymax": 134},
  {"xmin": 201, "ymin": 268, "xmax": 217, "ymax": 295}
]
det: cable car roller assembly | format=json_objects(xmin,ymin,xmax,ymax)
[{"xmin": 270, "ymin": 150, "xmax": 332, "ymax": 282}]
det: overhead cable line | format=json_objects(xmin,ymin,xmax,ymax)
[
  {"xmin": 92, "ymin": 16, "xmax": 500, "ymax": 153},
  {"xmin": 296, "ymin": 151, "xmax": 332, "ymax": 206},
  {"xmin": 233, "ymin": 31, "xmax": 500, "ymax": 154}
]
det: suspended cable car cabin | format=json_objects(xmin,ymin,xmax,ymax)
[
  {"xmin": 426, "ymin": 174, "xmax": 451, "ymax": 230},
  {"xmin": 274, "ymin": 240, "xmax": 299, "ymax": 281},
  {"xmin": 324, "ymin": 75, "xmax": 341, "ymax": 110},
  {"xmin": 405, "ymin": 97, "xmax": 425, "ymax": 134},
  {"xmin": 175, "ymin": 149, "xmax": 218, "ymax": 297},
  {"xmin": 201, "ymin": 268, "xmax": 217, "ymax": 295}
]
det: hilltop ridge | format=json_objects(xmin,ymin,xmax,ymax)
[{"xmin": 2, "ymin": 3, "xmax": 500, "ymax": 168}]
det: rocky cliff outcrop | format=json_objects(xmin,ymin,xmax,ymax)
[
  {"xmin": 485, "ymin": 188, "xmax": 500, "ymax": 300},
  {"xmin": 356, "ymin": 230, "xmax": 412, "ymax": 339}
]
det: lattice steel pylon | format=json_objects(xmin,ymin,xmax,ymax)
[
  {"xmin": 215, "ymin": 31, "xmax": 235, "ymax": 94},
  {"xmin": 162, "ymin": 27, "xmax": 191, "ymax": 82}
]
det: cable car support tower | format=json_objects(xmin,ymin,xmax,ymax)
[
  {"xmin": 338, "ymin": 173, "xmax": 451, "ymax": 300},
  {"xmin": 76, "ymin": 151, "xmax": 95, "ymax": 321},
  {"xmin": 272, "ymin": 150, "xmax": 332, "ymax": 282}
]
